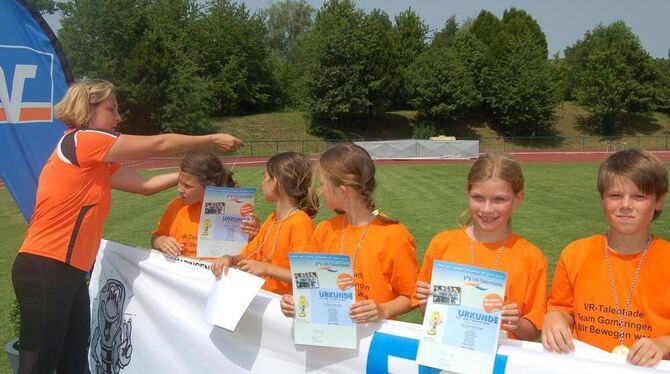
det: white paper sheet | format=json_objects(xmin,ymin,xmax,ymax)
[{"xmin": 204, "ymin": 268, "xmax": 265, "ymax": 331}]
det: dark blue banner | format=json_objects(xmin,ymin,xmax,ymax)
[{"xmin": 0, "ymin": 0, "xmax": 72, "ymax": 221}]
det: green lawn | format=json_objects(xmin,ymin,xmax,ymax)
[{"xmin": 2, "ymin": 162, "xmax": 670, "ymax": 372}]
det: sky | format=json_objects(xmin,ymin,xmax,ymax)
[{"xmin": 44, "ymin": 0, "xmax": 670, "ymax": 58}]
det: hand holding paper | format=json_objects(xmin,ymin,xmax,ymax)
[{"xmin": 204, "ymin": 267, "xmax": 265, "ymax": 331}]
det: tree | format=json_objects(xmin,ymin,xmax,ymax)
[
  {"xmin": 197, "ymin": 0, "xmax": 281, "ymax": 115},
  {"xmin": 566, "ymin": 21, "xmax": 658, "ymax": 133},
  {"xmin": 653, "ymin": 58, "xmax": 670, "ymax": 113},
  {"xmin": 261, "ymin": 0, "xmax": 315, "ymax": 108},
  {"xmin": 431, "ymin": 15, "xmax": 458, "ymax": 49},
  {"xmin": 27, "ymin": 0, "xmax": 57, "ymax": 14},
  {"xmin": 262, "ymin": 0, "xmax": 314, "ymax": 63},
  {"xmin": 472, "ymin": 8, "xmax": 557, "ymax": 135},
  {"xmin": 305, "ymin": 0, "xmax": 392, "ymax": 130},
  {"xmin": 389, "ymin": 8, "xmax": 429, "ymax": 109},
  {"xmin": 406, "ymin": 32, "xmax": 484, "ymax": 121}
]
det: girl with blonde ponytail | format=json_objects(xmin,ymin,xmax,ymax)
[
  {"xmin": 280, "ymin": 143, "xmax": 419, "ymax": 322},
  {"xmin": 212, "ymin": 152, "xmax": 318, "ymax": 295}
]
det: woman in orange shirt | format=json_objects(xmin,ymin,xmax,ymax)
[
  {"xmin": 280, "ymin": 143, "xmax": 419, "ymax": 322},
  {"xmin": 543, "ymin": 149, "xmax": 670, "ymax": 367},
  {"xmin": 151, "ymin": 151, "xmax": 259, "ymax": 258},
  {"xmin": 12, "ymin": 79, "xmax": 243, "ymax": 374},
  {"xmin": 211, "ymin": 152, "xmax": 318, "ymax": 295},
  {"xmin": 415, "ymin": 152, "xmax": 547, "ymax": 341}
]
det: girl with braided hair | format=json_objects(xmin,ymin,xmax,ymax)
[
  {"xmin": 211, "ymin": 152, "xmax": 319, "ymax": 295},
  {"xmin": 280, "ymin": 143, "xmax": 419, "ymax": 322},
  {"xmin": 152, "ymin": 151, "xmax": 259, "ymax": 257}
]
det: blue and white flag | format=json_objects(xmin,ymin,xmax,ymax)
[{"xmin": 0, "ymin": 0, "xmax": 72, "ymax": 221}]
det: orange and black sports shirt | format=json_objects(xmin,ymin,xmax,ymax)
[{"xmin": 19, "ymin": 128, "xmax": 120, "ymax": 271}]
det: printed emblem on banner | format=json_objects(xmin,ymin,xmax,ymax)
[
  {"xmin": 0, "ymin": 45, "xmax": 54, "ymax": 124},
  {"xmin": 91, "ymin": 279, "xmax": 133, "ymax": 374}
]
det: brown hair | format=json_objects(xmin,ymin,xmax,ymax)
[
  {"xmin": 55, "ymin": 79, "xmax": 115, "ymax": 128},
  {"xmin": 459, "ymin": 152, "xmax": 524, "ymax": 226},
  {"xmin": 598, "ymin": 148, "xmax": 668, "ymax": 220},
  {"xmin": 318, "ymin": 143, "xmax": 397, "ymax": 223},
  {"xmin": 180, "ymin": 151, "xmax": 237, "ymax": 187},
  {"xmin": 267, "ymin": 152, "xmax": 319, "ymax": 218}
]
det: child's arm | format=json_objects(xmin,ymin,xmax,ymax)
[
  {"xmin": 350, "ymin": 295, "xmax": 412, "ymax": 323},
  {"xmin": 541, "ymin": 310, "xmax": 575, "ymax": 353},
  {"xmin": 111, "ymin": 168, "xmax": 178, "ymax": 195},
  {"xmin": 415, "ymin": 280, "xmax": 431, "ymax": 313},
  {"xmin": 628, "ymin": 336, "xmax": 670, "ymax": 367},
  {"xmin": 501, "ymin": 303, "xmax": 540, "ymax": 341},
  {"xmin": 151, "ymin": 233, "xmax": 183, "ymax": 256},
  {"xmin": 236, "ymin": 261, "xmax": 291, "ymax": 283}
]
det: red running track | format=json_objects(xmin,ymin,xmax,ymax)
[{"xmin": 3, "ymin": 151, "xmax": 670, "ymax": 188}]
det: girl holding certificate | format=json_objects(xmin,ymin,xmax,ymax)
[
  {"xmin": 280, "ymin": 143, "xmax": 419, "ymax": 322},
  {"xmin": 211, "ymin": 152, "xmax": 319, "ymax": 295},
  {"xmin": 151, "ymin": 151, "xmax": 259, "ymax": 257},
  {"xmin": 415, "ymin": 152, "xmax": 548, "ymax": 341},
  {"xmin": 543, "ymin": 149, "xmax": 670, "ymax": 367}
]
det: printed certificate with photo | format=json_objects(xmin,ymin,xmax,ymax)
[
  {"xmin": 416, "ymin": 261, "xmax": 507, "ymax": 374},
  {"xmin": 196, "ymin": 187, "xmax": 255, "ymax": 257},
  {"xmin": 288, "ymin": 253, "xmax": 356, "ymax": 349}
]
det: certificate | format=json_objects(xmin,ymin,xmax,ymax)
[
  {"xmin": 288, "ymin": 253, "xmax": 356, "ymax": 349},
  {"xmin": 196, "ymin": 186, "xmax": 255, "ymax": 257},
  {"xmin": 416, "ymin": 261, "xmax": 507, "ymax": 374}
]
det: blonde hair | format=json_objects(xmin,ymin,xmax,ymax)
[
  {"xmin": 267, "ymin": 152, "xmax": 319, "ymax": 218},
  {"xmin": 55, "ymin": 79, "xmax": 115, "ymax": 128},
  {"xmin": 459, "ymin": 152, "xmax": 524, "ymax": 226},
  {"xmin": 598, "ymin": 148, "xmax": 668, "ymax": 220},
  {"xmin": 318, "ymin": 143, "xmax": 397, "ymax": 223}
]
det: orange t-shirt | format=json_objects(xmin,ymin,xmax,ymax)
[
  {"xmin": 548, "ymin": 234, "xmax": 670, "ymax": 352},
  {"xmin": 311, "ymin": 214, "xmax": 419, "ymax": 306},
  {"xmin": 417, "ymin": 228, "xmax": 548, "ymax": 339},
  {"xmin": 240, "ymin": 210, "xmax": 314, "ymax": 295},
  {"xmin": 152, "ymin": 198, "xmax": 202, "ymax": 257},
  {"xmin": 19, "ymin": 128, "xmax": 121, "ymax": 271}
]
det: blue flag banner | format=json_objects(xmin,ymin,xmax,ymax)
[{"xmin": 0, "ymin": 0, "xmax": 72, "ymax": 221}]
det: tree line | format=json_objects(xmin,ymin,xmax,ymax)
[{"xmin": 34, "ymin": 0, "xmax": 670, "ymax": 136}]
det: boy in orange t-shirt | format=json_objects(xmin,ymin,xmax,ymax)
[
  {"xmin": 280, "ymin": 143, "xmax": 419, "ymax": 322},
  {"xmin": 543, "ymin": 149, "xmax": 670, "ymax": 367},
  {"xmin": 211, "ymin": 152, "xmax": 318, "ymax": 295},
  {"xmin": 415, "ymin": 152, "xmax": 547, "ymax": 341}
]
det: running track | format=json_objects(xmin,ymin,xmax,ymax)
[{"xmin": 2, "ymin": 150, "xmax": 670, "ymax": 188}]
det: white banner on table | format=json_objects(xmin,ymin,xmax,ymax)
[{"xmin": 88, "ymin": 240, "xmax": 670, "ymax": 374}]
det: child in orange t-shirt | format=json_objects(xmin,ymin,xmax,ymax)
[
  {"xmin": 415, "ymin": 152, "xmax": 547, "ymax": 341},
  {"xmin": 280, "ymin": 143, "xmax": 419, "ymax": 322},
  {"xmin": 211, "ymin": 152, "xmax": 318, "ymax": 295},
  {"xmin": 151, "ymin": 151, "xmax": 258, "ymax": 258},
  {"xmin": 543, "ymin": 149, "xmax": 670, "ymax": 367}
]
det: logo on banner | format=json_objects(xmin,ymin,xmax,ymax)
[
  {"xmin": 0, "ymin": 45, "xmax": 54, "ymax": 124},
  {"xmin": 91, "ymin": 279, "xmax": 133, "ymax": 374}
]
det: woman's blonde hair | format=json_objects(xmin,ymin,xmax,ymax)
[
  {"xmin": 459, "ymin": 152, "xmax": 524, "ymax": 226},
  {"xmin": 318, "ymin": 143, "xmax": 397, "ymax": 223},
  {"xmin": 267, "ymin": 152, "xmax": 319, "ymax": 218},
  {"xmin": 55, "ymin": 79, "xmax": 115, "ymax": 128}
]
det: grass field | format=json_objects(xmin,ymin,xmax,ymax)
[{"xmin": 2, "ymin": 161, "xmax": 670, "ymax": 372}]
